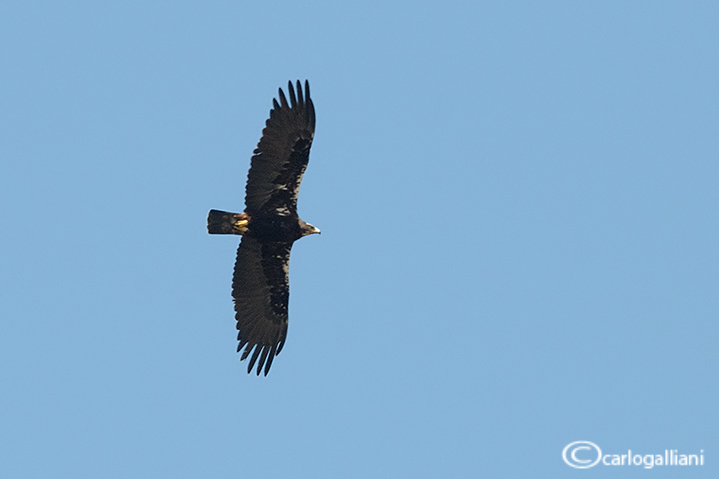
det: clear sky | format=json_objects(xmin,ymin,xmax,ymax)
[{"xmin": 1, "ymin": 1, "xmax": 717, "ymax": 477}]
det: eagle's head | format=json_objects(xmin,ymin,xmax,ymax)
[{"xmin": 299, "ymin": 219, "xmax": 321, "ymax": 237}]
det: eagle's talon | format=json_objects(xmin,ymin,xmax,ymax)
[{"xmin": 234, "ymin": 219, "xmax": 249, "ymax": 233}]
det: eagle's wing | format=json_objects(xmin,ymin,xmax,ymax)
[
  {"xmin": 232, "ymin": 236, "xmax": 292, "ymax": 375},
  {"xmin": 245, "ymin": 80, "xmax": 315, "ymax": 216}
]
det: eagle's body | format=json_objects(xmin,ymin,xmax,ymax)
[{"xmin": 207, "ymin": 80, "xmax": 318, "ymax": 376}]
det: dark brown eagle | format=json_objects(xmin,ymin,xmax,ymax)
[{"xmin": 207, "ymin": 80, "xmax": 319, "ymax": 376}]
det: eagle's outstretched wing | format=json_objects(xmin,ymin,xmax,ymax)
[
  {"xmin": 244, "ymin": 80, "xmax": 315, "ymax": 216},
  {"xmin": 232, "ymin": 236, "xmax": 292, "ymax": 375}
]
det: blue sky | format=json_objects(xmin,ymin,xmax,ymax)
[{"xmin": 1, "ymin": 1, "xmax": 717, "ymax": 477}]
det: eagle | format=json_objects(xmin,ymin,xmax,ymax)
[{"xmin": 207, "ymin": 80, "xmax": 319, "ymax": 376}]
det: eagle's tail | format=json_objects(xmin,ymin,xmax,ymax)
[{"xmin": 207, "ymin": 210, "xmax": 250, "ymax": 235}]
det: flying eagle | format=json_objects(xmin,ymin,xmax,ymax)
[{"xmin": 208, "ymin": 80, "xmax": 319, "ymax": 376}]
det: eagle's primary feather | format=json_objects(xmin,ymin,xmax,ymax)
[{"xmin": 208, "ymin": 80, "xmax": 319, "ymax": 376}]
